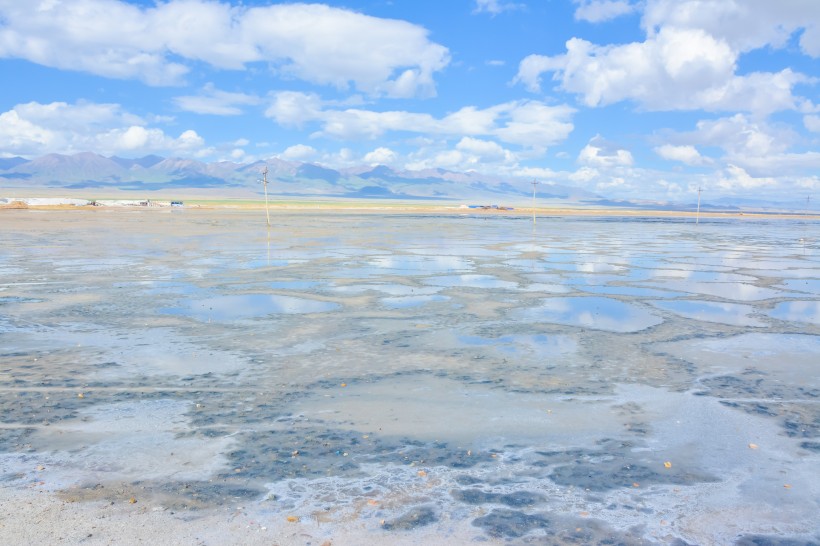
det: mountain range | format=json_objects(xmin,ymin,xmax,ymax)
[
  {"xmin": 0, "ymin": 152, "xmax": 808, "ymax": 212},
  {"xmin": 0, "ymin": 151, "xmax": 596, "ymax": 203}
]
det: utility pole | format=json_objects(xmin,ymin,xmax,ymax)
[
  {"xmin": 696, "ymin": 186, "xmax": 702, "ymax": 225},
  {"xmin": 531, "ymin": 179, "xmax": 538, "ymax": 225},
  {"xmin": 262, "ymin": 166, "xmax": 270, "ymax": 228}
]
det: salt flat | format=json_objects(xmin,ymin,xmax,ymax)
[{"xmin": 0, "ymin": 209, "xmax": 818, "ymax": 545}]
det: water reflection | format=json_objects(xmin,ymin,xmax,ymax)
[
  {"xmin": 424, "ymin": 274, "xmax": 518, "ymax": 289},
  {"xmin": 332, "ymin": 283, "xmax": 440, "ymax": 296},
  {"xmin": 513, "ymin": 296, "xmax": 663, "ymax": 332},
  {"xmin": 457, "ymin": 333, "xmax": 578, "ymax": 358},
  {"xmin": 368, "ymin": 254, "xmax": 472, "ymax": 274},
  {"xmin": 577, "ymin": 285, "xmax": 684, "ymax": 298},
  {"xmin": 381, "ymin": 295, "xmax": 450, "ymax": 309},
  {"xmin": 775, "ymin": 279, "xmax": 820, "ymax": 295},
  {"xmin": 640, "ymin": 280, "xmax": 784, "ymax": 301},
  {"xmin": 2, "ymin": 212, "xmax": 818, "ymax": 545},
  {"xmin": 649, "ymin": 270, "xmax": 757, "ymax": 282},
  {"xmin": 649, "ymin": 300, "xmax": 767, "ymax": 327},
  {"xmin": 768, "ymin": 301, "xmax": 820, "ymax": 325},
  {"xmin": 163, "ymin": 293, "xmax": 340, "ymax": 321},
  {"xmin": 269, "ymin": 280, "xmax": 322, "ymax": 290}
]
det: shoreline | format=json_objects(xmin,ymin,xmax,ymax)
[{"xmin": 2, "ymin": 197, "xmax": 818, "ymax": 220}]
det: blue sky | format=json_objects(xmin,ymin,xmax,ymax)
[{"xmin": 1, "ymin": 0, "xmax": 819, "ymax": 202}]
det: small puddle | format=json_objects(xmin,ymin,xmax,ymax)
[
  {"xmin": 513, "ymin": 296, "xmax": 663, "ymax": 332},
  {"xmin": 649, "ymin": 300, "xmax": 768, "ymax": 327},
  {"xmin": 163, "ymin": 293, "xmax": 340, "ymax": 321}
]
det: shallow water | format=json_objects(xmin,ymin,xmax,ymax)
[{"xmin": 0, "ymin": 210, "xmax": 818, "ymax": 544}]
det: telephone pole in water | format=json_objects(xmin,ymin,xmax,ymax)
[
  {"xmin": 262, "ymin": 166, "xmax": 271, "ymax": 227},
  {"xmin": 531, "ymin": 179, "xmax": 538, "ymax": 225}
]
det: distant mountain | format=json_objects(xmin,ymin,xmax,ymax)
[
  {"xmin": 0, "ymin": 156, "xmax": 28, "ymax": 170},
  {"xmin": 295, "ymin": 163, "xmax": 341, "ymax": 184},
  {"xmin": 2, "ymin": 151, "xmax": 588, "ymax": 202},
  {"xmin": 3, "ymin": 151, "xmax": 807, "ymax": 211},
  {"xmin": 109, "ymin": 155, "xmax": 165, "ymax": 169}
]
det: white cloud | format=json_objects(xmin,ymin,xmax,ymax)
[
  {"xmin": 0, "ymin": 109, "xmax": 56, "ymax": 152},
  {"xmin": 265, "ymin": 91, "xmax": 325, "ymax": 128},
  {"xmin": 715, "ymin": 164, "xmax": 778, "ymax": 191},
  {"xmin": 363, "ymin": 147, "xmax": 398, "ymax": 165},
  {"xmin": 574, "ymin": 0, "xmax": 636, "ymax": 23},
  {"xmin": 174, "ymin": 84, "xmax": 260, "ymax": 115},
  {"xmin": 641, "ymin": 0, "xmax": 820, "ymax": 57},
  {"xmin": 655, "ymin": 114, "xmax": 816, "ymax": 177},
  {"xmin": 456, "ymin": 137, "xmax": 510, "ymax": 162},
  {"xmin": 692, "ymin": 114, "xmax": 794, "ymax": 158},
  {"xmin": 280, "ymin": 144, "xmax": 318, "ymax": 161},
  {"xmin": 736, "ymin": 152, "xmax": 820, "ymax": 177},
  {"xmin": 795, "ymin": 176, "xmax": 820, "ymax": 191},
  {"xmin": 494, "ymin": 102, "xmax": 575, "ymax": 149},
  {"xmin": 569, "ymin": 166, "xmax": 599, "ymax": 183},
  {"xmin": 264, "ymin": 93, "xmax": 575, "ymax": 150},
  {"xmin": 117, "ymin": 126, "xmax": 151, "ymax": 150},
  {"xmin": 402, "ymin": 136, "xmax": 520, "ymax": 172},
  {"xmin": 176, "ymin": 129, "xmax": 205, "ymax": 150},
  {"xmin": 0, "ymin": 1, "xmax": 450, "ymax": 97},
  {"xmin": 596, "ymin": 176, "xmax": 627, "ymax": 191},
  {"xmin": 578, "ymin": 136, "xmax": 633, "ymax": 167},
  {"xmin": 0, "ymin": 100, "xmax": 207, "ymax": 157},
  {"xmin": 654, "ymin": 144, "xmax": 710, "ymax": 165},
  {"xmin": 515, "ymin": 7, "xmax": 815, "ymax": 114},
  {"xmin": 805, "ymin": 115, "xmax": 820, "ymax": 133},
  {"xmin": 473, "ymin": 0, "xmax": 523, "ymax": 15},
  {"xmin": 514, "ymin": 166, "xmax": 560, "ymax": 180},
  {"xmin": 0, "ymin": 1, "xmax": 189, "ymax": 85}
]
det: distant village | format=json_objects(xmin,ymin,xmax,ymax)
[{"xmin": 0, "ymin": 197, "xmax": 184, "ymax": 208}]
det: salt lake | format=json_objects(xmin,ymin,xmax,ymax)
[{"xmin": 0, "ymin": 209, "xmax": 818, "ymax": 544}]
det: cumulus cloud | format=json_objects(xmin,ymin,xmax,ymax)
[
  {"xmin": 0, "ymin": 1, "xmax": 450, "ymax": 97},
  {"xmin": 494, "ymin": 102, "xmax": 575, "ymax": 149},
  {"xmin": 574, "ymin": 0, "xmax": 636, "ymax": 23},
  {"xmin": 578, "ymin": 136, "xmax": 633, "ymax": 167},
  {"xmin": 265, "ymin": 91, "xmax": 325, "ymax": 128},
  {"xmin": 515, "ymin": 1, "xmax": 817, "ymax": 114},
  {"xmin": 363, "ymin": 147, "xmax": 398, "ymax": 165},
  {"xmin": 264, "ymin": 92, "xmax": 575, "ymax": 150},
  {"xmin": 641, "ymin": 0, "xmax": 820, "ymax": 57},
  {"xmin": 715, "ymin": 164, "xmax": 778, "ymax": 191},
  {"xmin": 456, "ymin": 137, "xmax": 510, "ymax": 162},
  {"xmin": 654, "ymin": 144, "xmax": 710, "ymax": 165},
  {"xmin": 280, "ymin": 144, "xmax": 318, "ymax": 161},
  {"xmin": 402, "ymin": 136, "xmax": 520, "ymax": 172},
  {"xmin": 692, "ymin": 114, "xmax": 794, "ymax": 158},
  {"xmin": 0, "ymin": 100, "xmax": 207, "ymax": 157},
  {"xmin": 174, "ymin": 84, "xmax": 261, "ymax": 115}
]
